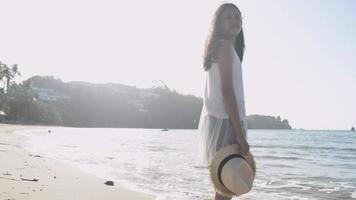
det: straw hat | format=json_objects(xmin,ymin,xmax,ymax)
[{"xmin": 209, "ymin": 144, "xmax": 256, "ymax": 198}]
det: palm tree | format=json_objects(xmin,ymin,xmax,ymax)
[
  {"xmin": 0, "ymin": 62, "xmax": 6, "ymax": 90},
  {"xmin": 7, "ymin": 64, "xmax": 21, "ymax": 91},
  {"xmin": 0, "ymin": 62, "xmax": 6, "ymax": 110},
  {"xmin": 152, "ymin": 80, "xmax": 171, "ymax": 91},
  {"xmin": 0, "ymin": 62, "xmax": 21, "ymax": 93},
  {"xmin": 0, "ymin": 61, "xmax": 4, "ymax": 80}
]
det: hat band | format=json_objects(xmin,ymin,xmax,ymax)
[{"xmin": 217, "ymin": 154, "xmax": 245, "ymax": 189}]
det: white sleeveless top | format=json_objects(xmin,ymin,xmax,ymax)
[{"xmin": 203, "ymin": 50, "xmax": 246, "ymax": 120}]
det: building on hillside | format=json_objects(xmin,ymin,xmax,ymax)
[
  {"xmin": 128, "ymin": 99, "xmax": 148, "ymax": 113},
  {"xmin": 30, "ymin": 86, "xmax": 70, "ymax": 102},
  {"xmin": 139, "ymin": 88, "xmax": 160, "ymax": 99}
]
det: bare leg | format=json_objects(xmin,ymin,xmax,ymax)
[{"xmin": 214, "ymin": 192, "xmax": 232, "ymax": 200}]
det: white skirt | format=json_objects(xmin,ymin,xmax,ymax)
[{"xmin": 194, "ymin": 106, "xmax": 247, "ymax": 168}]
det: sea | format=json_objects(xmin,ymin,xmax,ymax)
[{"xmin": 15, "ymin": 128, "xmax": 356, "ymax": 200}]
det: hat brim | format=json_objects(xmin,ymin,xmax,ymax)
[{"xmin": 209, "ymin": 144, "xmax": 256, "ymax": 197}]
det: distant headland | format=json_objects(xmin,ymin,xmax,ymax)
[{"xmin": 246, "ymin": 115, "xmax": 292, "ymax": 129}]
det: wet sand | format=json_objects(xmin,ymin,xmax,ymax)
[{"xmin": 0, "ymin": 124, "xmax": 155, "ymax": 200}]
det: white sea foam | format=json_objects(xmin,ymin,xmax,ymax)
[
  {"xmin": 21, "ymin": 128, "xmax": 356, "ymax": 200},
  {"xmin": 351, "ymin": 190, "xmax": 356, "ymax": 199}
]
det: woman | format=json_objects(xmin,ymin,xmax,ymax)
[{"xmin": 195, "ymin": 3, "xmax": 250, "ymax": 200}]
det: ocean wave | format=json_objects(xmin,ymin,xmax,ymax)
[
  {"xmin": 20, "ymin": 128, "xmax": 356, "ymax": 200},
  {"xmin": 351, "ymin": 190, "xmax": 356, "ymax": 199},
  {"xmin": 253, "ymin": 144, "xmax": 356, "ymax": 153},
  {"xmin": 256, "ymin": 155, "xmax": 309, "ymax": 161}
]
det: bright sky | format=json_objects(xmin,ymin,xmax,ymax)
[{"xmin": 1, "ymin": 0, "xmax": 355, "ymax": 130}]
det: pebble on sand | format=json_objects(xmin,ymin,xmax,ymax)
[{"xmin": 104, "ymin": 181, "xmax": 114, "ymax": 186}]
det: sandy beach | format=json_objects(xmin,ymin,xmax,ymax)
[{"xmin": 0, "ymin": 124, "xmax": 155, "ymax": 200}]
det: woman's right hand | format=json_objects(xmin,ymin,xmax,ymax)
[
  {"xmin": 233, "ymin": 123, "xmax": 250, "ymax": 155},
  {"xmin": 238, "ymin": 138, "xmax": 250, "ymax": 156}
]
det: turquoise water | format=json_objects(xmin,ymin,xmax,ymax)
[{"xmin": 19, "ymin": 128, "xmax": 356, "ymax": 200}]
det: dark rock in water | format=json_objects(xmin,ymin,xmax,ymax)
[
  {"xmin": 21, "ymin": 178, "xmax": 39, "ymax": 182},
  {"xmin": 104, "ymin": 181, "xmax": 114, "ymax": 186},
  {"xmin": 351, "ymin": 127, "xmax": 355, "ymax": 131},
  {"xmin": 28, "ymin": 154, "xmax": 42, "ymax": 158}
]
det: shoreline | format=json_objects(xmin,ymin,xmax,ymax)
[{"xmin": 0, "ymin": 124, "xmax": 155, "ymax": 200}]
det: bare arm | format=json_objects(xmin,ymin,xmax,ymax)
[{"xmin": 215, "ymin": 40, "xmax": 249, "ymax": 153}]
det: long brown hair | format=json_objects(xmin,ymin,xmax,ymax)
[{"xmin": 203, "ymin": 3, "xmax": 245, "ymax": 71}]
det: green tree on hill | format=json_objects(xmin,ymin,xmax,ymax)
[
  {"xmin": 0, "ymin": 62, "xmax": 21, "ymax": 93},
  {"xmin": 1, "ymin": 61, "xmax": 21, "ymax": 112}
]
